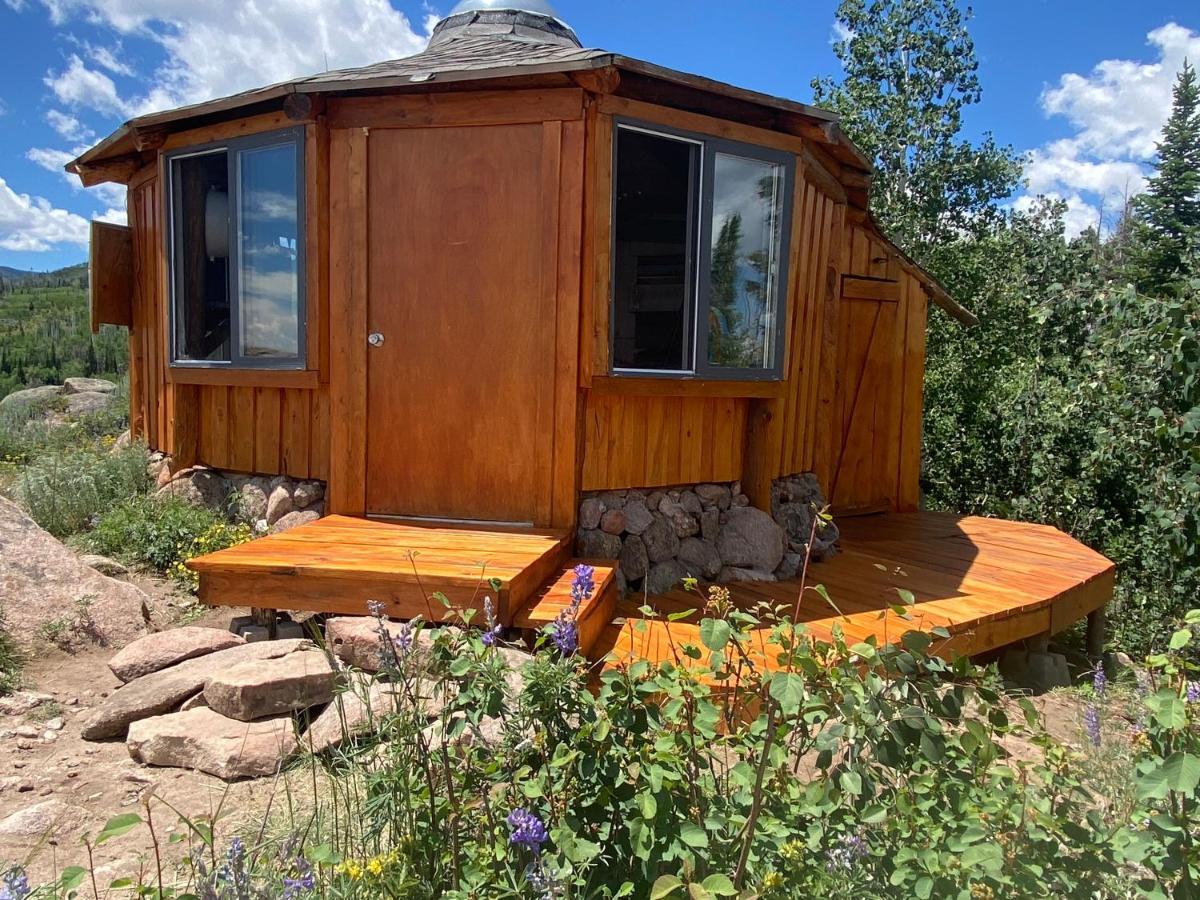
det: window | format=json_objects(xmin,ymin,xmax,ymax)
[
  {"xmin": 168, "ymin": 128, "xmax": 305, "ymax": 368},
  {"xmin": 611, "ymin": 121, "xmax": 793, "ymax": 379}
]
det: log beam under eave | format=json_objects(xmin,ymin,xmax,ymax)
[{"xmin": 72, "ymin": 155, "xmax": 143, "ymax": 187}]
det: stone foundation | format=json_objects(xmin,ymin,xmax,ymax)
[
  {"xmin": 149, "ymin": 458, "xmax": 326, "ymax": 535},
  {"xmin": 576, "ymin": 473, "xmax": 839, "ymax": 596}
]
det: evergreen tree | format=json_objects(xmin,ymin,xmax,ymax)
[
  {"xmin": 708, "ymin": 214, "xmax": 747, "ymax": 366},
  {"xmin": 85, "ymin": 338, "xmax": 98, "ymax": 376},
  {"xmin": 1132, "ymin": 60, "xmax": 1200, "ymax": 294}
]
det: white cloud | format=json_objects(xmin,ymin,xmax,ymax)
[
  {"xmin": 3, "ymin": 0, "xmax": 25, "ymax": 10},
  {"xmin": 1019, "ymin": 22, "xmax": 1200, "ymax": 237},
  {"xmin": 95, "ymin": 205, "xmax": 127, "ymax": 225},
  {"xmin": 25, "ymin": 146, "xmax": 76, "ymax": 173},
  {"xmin": 830, "ymin": 21, "xmax": 854, "ymax": 46},
  {"xmin": 0, "ymin": 176, "xmax": 90, "ymax": 252},
  {"xmin": 45, "ymin": 109, "xmax": 93, "ymax": 141},
  {"xmin": 87, "ymin": 44, "xmax": 134, "ymax": 76},
  {"xmin": 41, "ymin": 0, "xmax": 433, "ymax": 119},
  {"xmin": 26, "ymin": 145, "xmax": 128, "ymax": 210}
]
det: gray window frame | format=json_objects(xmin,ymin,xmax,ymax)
[
  {"xmin": 166, "ymin": 126, "xmax": 307, "ymax": 370},
  {"xmin": 610, "ymin": 118, "xmax": 795, "ymax": 382}
]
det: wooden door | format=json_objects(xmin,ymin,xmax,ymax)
[{"xmin": 363, "ymin": 123, "xmax": 559, "ymax": 523}]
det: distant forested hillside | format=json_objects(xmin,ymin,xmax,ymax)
[{"xmin": 0, "ymin": 263, "xmax": 128, "ymax": 400}]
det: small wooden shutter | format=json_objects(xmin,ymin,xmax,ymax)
[{"xmin": 89, "ymin": 220, "xmax": 133, "ymax": 333}]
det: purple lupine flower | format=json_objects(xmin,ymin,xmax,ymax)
[
  {"xmin": 367, "ymin": 600, "xmax": 386, "ymax": 619},
  {"xmin": 548, "ymin": 564, "xmax": 594, "ymax": 657},
  {"xmin": 481, "ymin": 596, "xmax": 503, "ymax": 647},
  {"xmin": 550, "ymin": 617, "xmax": 578, "ymax": 656},
  {"xmin": 507, "ymin": 808, "xmax": 548, "ymax": 851},
  {"xmin": 1093, "ymin": 665, "xmax": 1107, "ymax": 699},
  {"xmin": 1187, "ymin": 681, "xmax": 1200, "ymax": 704},
  {"xmin": 218, "ymin": 837, "xmax": 251, "ymax": 896},
  {"xmin": 0, "ymin": 868, "xmax": 30, "ymax": 900},
  {"xmin": 825, "ymin": 834, "xmax": 868, "ymax": 872},
  {"xmin": 393, "ymin": 622, "xmax": 414, "ymax": 655},
  {"xmin": 570, "ymin": 564, "xmax": 595, "ymax": 605},
  {"xmin": 1085, "ymin": 704, "xmax": 1102, "ymax": 747},
  {"xmin": 283, "ymin": 858, "xmax": 316, "ymax": 899}
]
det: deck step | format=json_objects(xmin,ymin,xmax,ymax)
[{"xmin": 514, "ymin": 561, "xmax": 618, "ymax": 658}]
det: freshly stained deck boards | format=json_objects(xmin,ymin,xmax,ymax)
[
  {"xmin": 513, "ymin": 562, "xmax": 618, "ymax": 657},
  {"xmin": 594, "ymin": 512, "xmax": 1115, "ymax": 671},
  {"xmin": 189, "ymin": 515, "xmax": 571, "ymax": 623}
]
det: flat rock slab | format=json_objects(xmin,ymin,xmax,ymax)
[
  {"xmin": 302, "ymin": 677, "xmax": 405, "ymax": 755},
  {"xmin": 63, "ymin": 377, "xmax": 116, "ymax": 395},
  {"xmin": 109, "ymin": 627, "xmax": 245, "ymax": 683},
  {"xmin": 0, "ymin": 496, "xmax": 153, "ymax": 650},
  {"xmin": 82, "ymin": 639, "xmax": 312, "ymax": 740},
  {"xmin": 325, "ymin": 616, "xmax": 444, "ymax": 672},
  {"xmin": 127, "ymin": 707, "xmax": 297, "ymax": 781},
  {"xmin": 0, "ymin": 799, "xmax": 75, "ymax": 838},
  {"xmin": 205, "ymin": 646, "xmax": 336, "ymax": 721}
]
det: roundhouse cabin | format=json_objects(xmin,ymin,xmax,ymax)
[{"xmin": 71, "ymin": 1, "xmax": 1113, "ymax": 667}]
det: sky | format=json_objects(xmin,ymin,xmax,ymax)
[{"xmin": 0, "ymin": 0, "xmax": 1196, "ymax": 271}]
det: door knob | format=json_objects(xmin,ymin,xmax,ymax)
[{"xmin": 368, "ymin": 332, "xmax": 385, "ymax": 347}]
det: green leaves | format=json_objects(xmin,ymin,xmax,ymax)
[
  {"xmin": 94, "ymin": 813, "xmax": 141, "ymax": 846},
  {"xmin": 650, "ymin": 875, "xmax": 683, "ymax": 899},
  {"xmin": 768, "ymin": 672, "xmax": 806, "ymax": 714},
  {"xmin": 1137, "ymin": 753, "xmax": 1200, "ymax": 801},
  {"xmin": 698, "ymin": 619, "xmax": 732, "ymax": 651}
]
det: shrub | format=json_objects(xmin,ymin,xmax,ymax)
[
  {"xmin": 15, "ymin": 443, "xmax": 150, "ymax": 537},
  {"xmin": 86, "ymin": 494, "xmax": 252, "ymax": 587},
  {"xmin": 0, "ymin": 613, "xmax": 21, "ymax": 696}
]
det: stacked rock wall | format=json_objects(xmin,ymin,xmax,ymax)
[{"xmin": 576, "ymin": 473, "xmax": 840, "ymax": 597}]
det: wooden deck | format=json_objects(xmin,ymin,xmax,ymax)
[
  {"xmin": 595, "ymin": 512, "xmax": 1116, "ymax": 670},
  {"xmin": 189, "ymin": 515, "xmax": 572, "ymax": 624},
  {"xmin": 189, "ymin": 511, "xmax": 1115, "ymax": 665}
]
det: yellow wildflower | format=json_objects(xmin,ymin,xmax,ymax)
[
  {"xmin": 779, "ymin": 839, "xmax": 805, "ymax": 864},
  {"xmin": 760, "ymin": 870, "xmax": 784, "ymax": 891},
  {"xmin": 366, "ymin": 857, "xmax": 384, "ymax": 877}
]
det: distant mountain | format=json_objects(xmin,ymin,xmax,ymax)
[{"xmin": 0, "ymin": 263, "xmax": 87, "ymax": 284}]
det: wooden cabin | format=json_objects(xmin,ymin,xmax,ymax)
[{"xmin": 71, "ymin": 1, "xmax": 1113, "ymax": 665}]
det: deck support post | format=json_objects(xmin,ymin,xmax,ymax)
[
  {"xmin": 250, "ymin": 607, "xmax": 278, "ymax": 641},
  {"xmin": 1086, "ymin": 606, "xmax": 1107, "ymax": 658}
]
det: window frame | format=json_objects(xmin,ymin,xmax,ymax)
[
  {"xmin": 610, "ymin": 117, "xmax": 795, "ymax": 382},
  {"xmin": 165, "ymin": 126, "xmax": 307, "ymax": 370}
]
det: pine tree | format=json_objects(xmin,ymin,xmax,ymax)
[
  {"xmin": 85, "ymin": 338, "xmax": 98, "ymax": 376},
  {"xmin": 1132, "ymin": 60, "xmax": 1200, "ymax": 294}
]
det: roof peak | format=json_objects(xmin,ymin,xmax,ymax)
[{"xmin": 430, "ymin": 5, "xmax": 581, "ymax": 50}]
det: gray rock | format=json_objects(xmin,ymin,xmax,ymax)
[
  {"xmin": 235, "ymin": 482, "xmax": 269, "ymax": 522},
  {"xmin": 109, "ymin": 627, "xmax": 245, "ymax": 683},
  {"xmin": 677, "ymin": 538, "xmax": 722, "ymax": 580},
  {"xmin": 695, "ymin": 483, "xmax": 732, "ymax": 509},
  {"xmin": 646, "ymin": 491, "xmax": 666, "ymax": 511},
  {"xmin": 325, "ymin": 616, "xmax": 444, "ymax": 673},
  {"xmin": 623, "ymin": 500, "xmax": 654, "ymax": 535},
  {"xmin": 576, "ymin": 528, "xmax": 622, "ymax": 559},
  {"xmin": 205, "ymin": 646, "xmax": 336, "ymax": 721},
  {"xmin": 63, "ymin": 377, "xmax": 116, "ymax": 395},
  {"xmin": 64, "ymin": 391, "xmax": 112, "ymax": 416},
  {"xmin": 732, "ymin": 494, "xmax": 750, "ymax": 508},
  {"xmin": 0, "ymin": 496, "xmax": 152, "ymax": 651},
  {"xmin": 719, "ymin": 567, "xmax": 777, "ymax": 584},
  {"xmin": 0, "ymin": 385, "xmax": 62, "ymax": 411},
  {"xmin": 127, "ymin": 707, "xmax": 296, "ymax": 781},
  {"xmin": 700, "ymin": 508, "xmax": 720, "ymax": 542},
  {"xmin": 578, "ymin": 498, "xmax": 604, "ymax": 530},
  {"xmin": 1000, "ymin": 647, "xmax": 1072, "ymax": 694},
  {"xmin": 80, "ymin": 553, "xmax": 128, "ymax": 576},
  {"xmin": 0, "ymin": 799, "xmax": 74, "ymax": 838},
  {"xmin": 157, "ymin": 468, "xmax": 229, "ymax": 512},
  {"xmin": 596, "ymin": 491, "xmax": 627, "ymax": 510},
  {"xmin": 619, "ymin": 535, "xmax": 650, "ymax": 581},
  {"xmin": 774, "ymin": 553, "xmax": 804, "ymax": 580},
  {"xmin": 266, "ymin": 484, "xmax": 294, "ymax": 525},
  {"xmin": 302, "ymin": 678, "xmax": 405, "ymax": 754},
  {"xmin": 716, "ymin": 507, "xmax": 785, "ymax": 573},
  {"xmin": 600, "ymin": 509, "xmax": 626, "ymax": 535},
  {"xmin": 82, "ymin": 639, "xmax": 312, "ymax": 739},
  {"xmin": 645, "ymin": 560, "xmax": 687, "ymax": 595},
  {"xmin": 292, "ymin": 481, "xmax": 325, "ymax": 510},
  {"xmin": 615, "ymin": 568, "xmax": 629, "ymax": 597},
  {"xmin": 270, "ymin": 509, "xmax": 321, "ymax": 534},
  {"xmin": 641, "ymin": 514, "xmax": 680, "ymax": 564},
  {"xmin": 679, "ymin": 491, "xmax": 703, "ymax": 517}
]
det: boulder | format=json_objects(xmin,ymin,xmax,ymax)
[
  {"xmin": 716, "ymin": 507, "xmax": 785, "ymax": 573},
  {"xmin": 774, "ymin": 552, "xmax": 804, "ymax": 580},
  {"xmin": 0, "ymin": 496, "xmax": 152, "ymax": 650},
  {"xmin": 235, "ymin": 481, "xmax": 269, "ymax": 522},
  {"xmin": 293, "ymin": 481, "xmax": 325, "ymax": 510},
  {"xmin": 265, "ymin": 484, "xmax": 294, "ymax": 525},
  {"xmin": 595, "ymin": 490, "xmax": 626, "ymax": 510},
  {"xmin": 700, "ymin": 509, "xmax": 720, "ymax": 542},
  {"xmin": 719, "ymin": 566, "xmax": 777, "ymax": 584},
  {"xmin": 157, "ymin": 468, "xmax": 229, "ymax": 512},
  {"xmin": 108, "ymin": 627, "xmax": 245, "ymax": 683},
  {"xmin": 63, "ymin": 377, "xmax": 116, "ymax": 395},
  {"xmin": 204, "ymin": 646, "xmax": 336, "ymax": 721},
  {"xmin": 578, "ymin": 497, "xmax": 604, "ymax": 530},
  {"xmin": 0, "ymin": 384, "xmax": 62, "ymax": 411},
  {"xmin": 618, "ymin": 535, "xmax": 649, "ymax": 582},
  {"xmin": 64, "ymin": 391, "xmax": 112, "ymax": 416},
  {"xmin": 600, "ymin": 509, "xmax": 626, "ymax": 535},
  {"xmin": 622, "ymin": 499, "xmax": 654, "ymax": 535},
  {"xmin": 678, "ymin": 491, "xmax": 704, "ymax": 517},
  {"xmin": 641, "ymin": 514, "xmax": 680, "ymax": 564},
  {"xmin": 325, "ymin": 616, "xmax": 444, "ymax": 673},
  {"xmin": 695, "ymin": 483, "xmax": 732, "ymax": 510},
  {"xmin": 576, "ymin": 528, "xmax": 621, "ymax": 560},
  {"xmin": 732, "ymin": 494, "xmax": 750, "ymax": 507},
  {"xmin": 645, "ymin": 560, "xmax": 687, "ymax": 596},
  {"xmin": 0, "ymin": 799, "xmax": 75, "ymax": 838},
  {"xmin": 301, "ymin": 678, "xmax": 412, "ymax": 755},
  {"xmin": 82, "ymin": 639, "xmax": 311, "ymax": 739},
  {"xmin": 270, "ymin": 509, "xmax": 321, "ymax": 534},
  {"xmin": 677, "ymin": 538, "xmax": 722, "ymax": 580},
  {"xmin": 127, "ymin": 707, "xmax": 297, "ymax": 781},
  {"xmin": 80, "ymin": 553, "xmax": 128, "ymax": 576}
]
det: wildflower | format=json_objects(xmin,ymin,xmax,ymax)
[
  {"xmin": 1187, "ymin": 680, "xmax": 1200, "ymax": 704},
  {"xmin": 507, "ymin": 808, "xmax": 549, "ymax": 852},
  {"xmin": 825, "ymin": 834, "xmax": 867, "ymax": 872},
  {"xmin": 218, "ymin": 837, "xmax": 250, "ymax": 895},
  {"xmin": 550, "ymin": 615, "xmax": 578, "ymax": 656},
  {"xmin": 393, "ymin": 622, "xmax": 414, "ymax": 655},
  {"xmin": 282, "ymin": 858, "xmax": 315, "ymax": 899},
  {"xmin": 1084, "ymin": 703, "xmax": 1102, "ymax": 747},
  {"xmin": 367, "ymin": 600, "xmax": 386, "ymax": 619},
  {"xmin": 779, "ymin": 839, "xmax": 806, "ymax": 864},
  {"xmin": 481, "ymin": 596, "xmax": 503, "ymax": 647},
  {"xmin": 1093, "ymin": 664, "xmax": 1107, "ymax": 699},
  {"xmin": 569, "ymin": 564, "xmax": 595, "ymax": 604},
  {"xmin": 335, "ymin": 860, "xmax": 364, "ymax": 881},
  {"xmin": 366, "ymin": 857, "xmax": 384, "ymax": 877},
  {"xmin": 760, "ymin": 870, "xmax": 784, "ymax": 891},
  {"xmin": 549, "ymin": 565, "xmax": 593, "ymax": 657},
  {"xmin": 0, "ymin": 868, "xmax": 30, "ymax": 900}
]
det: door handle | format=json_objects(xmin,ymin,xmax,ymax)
[{"xmin": 368, "ymin": 332, "xmax": 385, "ymax": 347}]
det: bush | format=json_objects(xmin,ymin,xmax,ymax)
[
  {"xmin": 86, "ymin": 494, "xmax": 252, "ymax": 587},
  {"xmin": 0, "ymin": 613, "xmax": 21, "ymax": 696},
  {"xmin": 15, "ymin": 443, "xmax": 150, "ymax": 537}
]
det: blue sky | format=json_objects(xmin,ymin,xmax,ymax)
[{"xmin": 0, "ymin": 0, "xmax": 1196, "ymax": 271}]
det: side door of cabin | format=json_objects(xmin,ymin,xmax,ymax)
[{"xmin": 327, "ymin": 105, "xmax": 585, "ymax": 526}]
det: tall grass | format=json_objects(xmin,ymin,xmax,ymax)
[{"xmin": 16, "ymin": 444, "xmax": 151, "ymax": 537}]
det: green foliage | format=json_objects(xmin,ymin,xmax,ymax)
[
  {"xmin": 0, "ymin": 608, "xmax": 21, "ymax": 696},
  {"xmin": 86, "ymin": 494, "xmax": 252, "ymax": 586},
  {"xmin": 16, "ymin": 443, "xmax": 151, "ymax": 538}
]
